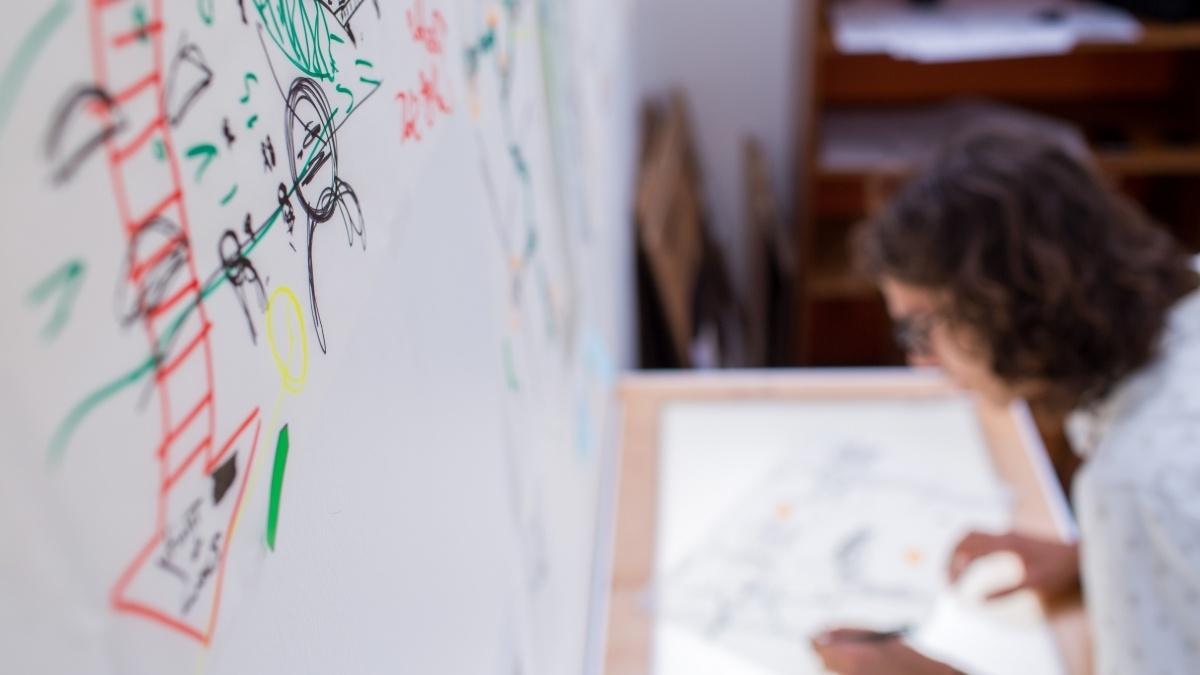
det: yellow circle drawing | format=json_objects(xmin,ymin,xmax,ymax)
[{"xmin": 266, "ymin": 286, "xmax": 309, "ymax": 393}]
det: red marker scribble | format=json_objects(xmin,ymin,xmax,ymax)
[
  {"xmin": 396, "ymin": 91, "xmax": 422, "ymax": 142},
  {"xmin": 87, "ymin": 0, "xmax": 262, "ymax": 644},
  {"xmin": 418, "ymin": 65, "xmax": 452, "ymax": 124},
  {"xmin": 396, "ymin": 65, "xmax": 452, "ymax": 143},
  {"xmin": 407, "ymin": 0, "xmax": 448, "ymax": 55}
]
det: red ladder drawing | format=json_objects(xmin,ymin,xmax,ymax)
[{"xmin": 87, "ymin": 0, "xmax": 261, "ymax": 645}]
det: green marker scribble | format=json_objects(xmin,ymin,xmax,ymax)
[
  {"xmin": 184, "ymin": 143, "xmax": 217, "ymax": 180},
  {"xmin": 219, "ymin": 184, "xmax": 238, "ymax": 205},
  {"xmin": 27, "ymin": 259, "xmax": 85, "ymax": 342},
  {"xmin": 152, "ymin": 138, "xmax": 166, "ymax": 161},
  {"xmin": 503, "ymin": 339, "xmax": 519, "ymax": 392},
  {"xmin": 266, "ymin": 424, "xmax": 290, "ymax": 551},
  {"xmin": 354, "ymin": 58, "xmax": 373, "ymax": 68},
  {"xmin": 197, "ymin": 0, "xmax": 215, "ymax": 25},
  {"xmin": 239, "ymin": 72, "xmax": 259, "ymax": 103},
  {"xmin": 0, "ymin": 0, "xmax": 72, "ymax": 142},
  {"xmin": 132, "ymin": 4, "xmax": 150, "ymax": 43},
  {"xmin": 47, "ymin": 356, "xmax": 157, "ymax": 467},
  {"xmin": 254, "ymin": 0, "xmax": 339, "ymax": 81},
  {"xmin": 246, "ymin": 114, "xmax": 259, "ymax": 129},
  {"xmin": 509, "ymin": 144, "xmax": 528, "ymax": 181},
  {"xmin": 47, "ymin": 111, "xmax": 337, "ymax": 465},
  {"xmin": 334, "ymin": 83, "xmax": 353, "ymax": 114},
  {"xmin": 358, "ymin": 76, "xmax": 381, "ymax": 87}
]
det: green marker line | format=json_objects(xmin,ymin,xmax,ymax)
[
  {"xmin": 47, "ymin": 355, "xmax": 158, "ymax": 467},
  {"xmin": 185, "ymin": 143, "xmax": 217, "ymax": 180},
  {"xmin": 0, "ymin": 0, "xmax": 72, "ymax": 142},
  {"xmin": 219, "ymin": 184, "xmax": 238, "ymax": 205},
  {"xmin": 197, "ymin": 0, "xmax": 215, "ymax": 26},
  {"xmin": 354, "ymin": 58, "xmax": 373, "ymax": 67},
  {"xmin": 266, "ymin": 425, "xmax": 290, "ymax": 551},
  {"xmin": 503, "ymin": 339, "xmax": 519, "ymax": 392},
  {"xmin": 27, "ymin": 258, "xmax": 85, "ymax": 341},
  {"xmin": 358, "ymin": 76, "xmax": 381, "ymax": 87},
  {"xmin": 246, "ymin": 114, "xmax": 259, "ymax": 129},
  {"xmin": 334, "ymin": 84, "xmax": 353, "ymax": 114}
]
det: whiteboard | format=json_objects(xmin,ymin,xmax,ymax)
[{"xmin": 0, "ymin": 1, "xmax": 629, "ymax": 673}]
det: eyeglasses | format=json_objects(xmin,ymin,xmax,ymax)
[{"xmin": 892, "ymin": 312, "xmax": 939, "ymax": 357}]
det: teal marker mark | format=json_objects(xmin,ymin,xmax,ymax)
[
  {"xmin": 197, "ymin": 0, "xmax": 215, "ymax": 25},
  {"xmin": 255, "ymin": 0, "xmax": 339, "ymax": 81},
  {"xmin": 246, "ymin": 114, "xmax": 259, "ymax": 129},
  {"xmin": 132, "ymin": 4, "xmax": 150, "ymax": 43},
  {"xmin": 334, "ymin": 84, "xmax": 354, "ymax": 114},
  {"xmin": 185, "ymin": 143, "xmax": 217, "ymax": 180},
  {"xmin": 266, "ymin": 425, "xmax": 290, "ymax": 551},
  {"xmin": 27, "ymin": 258, "xmax": 85, "ymax": 342},
  {"xmin": 239, "ymin": 72, "xmax": 258, "ymax": 103},
  {"xmin": 503, "ymin": 339, "xmax": 519, "ymax": 392},
  {"xmin": 0, "ymin": 0, "xmax": 72, "ymax": 142},
  {"xmin": 219, "ymin": 184, "xmax": 238, "ymax": 205},
  {"xmin": 47, "ymin": 357, "xmax": 157, "ymax": 467}
]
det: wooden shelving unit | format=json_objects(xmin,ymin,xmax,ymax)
[{"xmin": 794, "ymin": 2, "xmax": 1200, "ymax": 366}]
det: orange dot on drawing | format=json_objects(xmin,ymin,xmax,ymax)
[
  {"xmin": 486, "ymin": 5, "xmax": 500, "ymax": 28},
  {"xmin": 904, "ymin": 548, "xmax": 924, "ymax": 565},
  {"xmin": 774, "ymin": 503, "xmax": 793, "ymax": 521}
]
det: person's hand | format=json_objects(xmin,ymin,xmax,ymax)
[
  {"xmin": 811, "ymin": 629, "xmax": 962, "ymax": 675},
  {"xmin": 948, "ymin": 531, "xmax": 1080, "ymax": 600}
]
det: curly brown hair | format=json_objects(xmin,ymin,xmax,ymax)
[{"xmin": 856, "ymin": 126, "xmax": 1199, "ymax": 408}]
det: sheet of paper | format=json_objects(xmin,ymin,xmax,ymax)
[
  {"xmin": 653, "ymin": 396, "xmax": 1064, "ymax": 675},
  {"xmin": 830, "ymin": 0, "xmax": 1141, "ymax": 63}
]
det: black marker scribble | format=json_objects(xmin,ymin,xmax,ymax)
[
  {"xmin": 45, "ymin": 85, "xmax": 126, "ymax": 185},
  {"xmin": 211, "ymin": 452, "xmax": 238, "ymax": 505},
  {"xmin": 261, "ymin": 135, "xmax": 276, "ymax": 171},
  {"xmin": 283, "ymin": 76, "xmax": 365, "ymax": 354},
  {"xmin": 114, "ymin": 217, "xmax": 189, "ymax": 328},
  {"xmin": 163, "ymin": 41, "xmax": 213, "ymax": 127},
  {"xmin": 316, "ymin": 0, "xmax": 373, "ymax": 45},
  {"xmin": 218, "ymin": 229, "xmax": 267, "ymax": 343},
  {"xmin": 276, "ymin": 182, "xmax": 296, "ymax": 233}
]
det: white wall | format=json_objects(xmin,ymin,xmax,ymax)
[{"xmin": 633, "ymin": 0, "xmax": 811, "ymax": 301}]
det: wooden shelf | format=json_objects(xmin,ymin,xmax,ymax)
[
  {"xmin": 795, "ymin": 2, "xmax": 1200, "ymax": 366},
  {"xmin": 1096, "ymin": 146, "xmax": 1200, "ymax": 175},
  {"xmin": 806, "ymin": 217, "xmax": 876, "ymax": 301},
  {"xmin": 819, "ymin": 18, "xmax": 1200, "ymax": 57}
]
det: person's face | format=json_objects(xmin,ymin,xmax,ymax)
[{"xmin": 879, "ymin": 276, "xmax": 1020, "ymax": 405}]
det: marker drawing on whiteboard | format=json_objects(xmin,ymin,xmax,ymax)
[
  {"xmin": 266, "ymin": 424, "xmax": 291, "ymax": 551},
  {"xmin": 26, "ymin": 258, "xmax": 85, "ymax": 341}
]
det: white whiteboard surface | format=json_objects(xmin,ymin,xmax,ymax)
[
  {"xmin": 0, "ymin": 1, "xmax": 631, "ymax": 673},
  {"xmin": 654, "ymin": 396, "xmax": 1065, "ymax": 675}
]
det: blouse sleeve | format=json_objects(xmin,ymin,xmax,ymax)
[{"xmin": 1077, "ymin": 466, "xmax": 1200, "ymax": 675}]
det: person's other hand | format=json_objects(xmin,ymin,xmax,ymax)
[
  {"xmin": 811, "ymin": 629, "xmax": 961, "ymax": 675},
  {"xmin": 948, "ymin": 531, "xmax": 1080, "ymax": 600}
]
